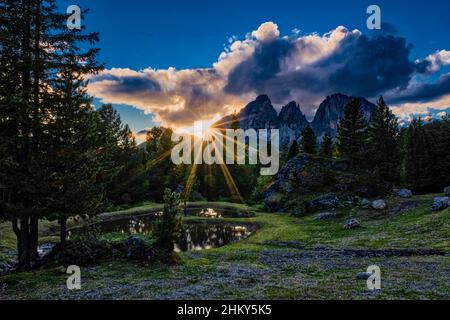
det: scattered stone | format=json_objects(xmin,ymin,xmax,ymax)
[
  {"xmin": 314, "ymin": 211, "xmax": 337, "ymax": 221},
  {"xmin": 344, "ymin": 219, "xmax": 361, "ymax": 230},
  {"xmin": 431, "ymin": 197, "xmax": 449, "ymax": 212},
  {"xmin": 444, "ymin": 186, "xmax": 450, "ymax": 197},
  {"xmin": 360, "ymin": 198, "xmax": 371, "ymax": 209},
  {"xmin": 396, "ymin": 188, "xmax": 413, "ymax": 198},
  {"xmin": 372, "ymin": 200, "xmax": 387, "ymax": 210},
  {"xmin": 357, "ymin": 272, "xmax": 372, "ymax": 280},
  {"xmin": 311, "ymin": 193, "xmax": 340, "ymax": 210}
]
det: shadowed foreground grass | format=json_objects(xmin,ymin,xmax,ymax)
[{"xmin": 0, "ymin": 195, "xmax": 449, "ymax": 300}]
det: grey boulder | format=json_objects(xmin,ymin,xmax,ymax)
[
  {"xmin": 372, "ymin": 200, "xmax": 387, "ymax": 210},
  {"xmin": 432, "ymin": 197, "xmax": 449, "ymax": 212},
  {"xmin": 396, "ymin": 188, "xmax": 413, "ymax": 198},
  {"xmin": 344, "ymin": 219, "xmax": 361, "ymax": 230}
]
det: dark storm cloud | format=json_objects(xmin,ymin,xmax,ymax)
[
  {"xmin": 224, "ymin": 32, "xmax": 429, "ymax": 106},
  {"xmin": 390, "ymin": 73, "xmax": 450, "ymax": 104},
  {"xmin": 326, "ymin": 35, "xmax": 420, "ymax": 97},
  {"xmin": 106, "ymin": 75, "xmax": 161, "ymax": 94},
  {"xmin": 224, "ymin": 39, "xmax": 294, "ymax": 96}
]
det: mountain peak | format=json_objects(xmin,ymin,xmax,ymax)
[
  {"xmin": 278, "ymin": 101, "xmax": 309, "ymax": 146},
  {"xmin": 279, "ymin": 101, "xmax": 307, "ymax": 124},
  {"xmin": 255, "ymin": 94, "xmax": 271, "ymax": 104},
  {"xmin": 312, "ymin": 93, "xmax": 377, "ymax": 138},
  {"xmin": 237, "ymin": 94, "xmax": 279, "ymax": 130}
]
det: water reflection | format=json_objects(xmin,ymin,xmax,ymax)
[
  {"xmin": 176, "ymin": 223, "xmax": 253, "ymax": 252},
  {"xmin": 198, "ymin": 208, "xmax": 222, "ymax": 218},
  {"xmin": 68, "ymin": 212, "xmax": 256, "ymax": 252}
]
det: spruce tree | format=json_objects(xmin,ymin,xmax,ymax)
[
  {"xmin": 44, "ymin": 6, "xmax": 105, "ymax": 246},
  {"xmin": 320, "ymin": 133, "xmax": 334, "ymax": 158},
  {"xmin": 300, "ymin": 126, "xmax": 317, "ymax": 154},
  {"xmin": 0, "ymin": 0, "xmax": 101, "ymax": 268},
  {"xmin": 367, "ymin": 96, "xmax": 400, "ymax": 183},
  {"xmin": 0, "ymin": 0, "xmax": 114, "ymax": 266},
  {"xmin": 402, "ymin": 118, "xmax": 433, "ymax": 193},
  {"xmin": 336, "ymin": 99, "xmax": 368, "ymax": 168}
]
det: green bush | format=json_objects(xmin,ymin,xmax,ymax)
[
  {"xmin": 154, "ymin": 189, "xmax": 182, "ymax": 253},
  {"xmin": 44, "ymin": 227, "xmax": 110, "ymax": 266}
]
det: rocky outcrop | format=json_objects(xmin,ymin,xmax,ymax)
[{"xmin": 263, "ymin": 154, "xmax": 388, "ymax": 212}]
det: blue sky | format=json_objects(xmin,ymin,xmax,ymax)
[{"xmin": 57, "ymin": 0, "xmax": 450, "ymax": 137}]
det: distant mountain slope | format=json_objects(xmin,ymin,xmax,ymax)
[
  {"xmin": 311, "ymin": 93, "xmax": 377, "ymax": 138},
  {"xmin": 216, "ymin": 93, "xmax": 377, "ymax": 146}
]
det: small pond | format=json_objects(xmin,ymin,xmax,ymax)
[{"xmin": 68, "ymin": 210, "xmax": 257, "ymax": 252}]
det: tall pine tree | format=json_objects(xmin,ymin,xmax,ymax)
[
  {"xmin": 366, "ymin": 96, "xmax": 400, "ymax": 183},
  {"xmin": 300, "ymin": 126, "xmax": 317, "ymax": 154},
  {"xmin": 336, "ymin": 99, "xmax": 368, "ymax": 168},
  {"xmin": 0, "ymin": 0, "xmax": 106, "ymax": 267},
  {"xmin": 320, "ymin": 133, "xmax": 334, "ymax": 158}
]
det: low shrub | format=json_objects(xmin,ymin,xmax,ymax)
[{"xmin": 44, "ymin": 227, "xmax": 110, "ymax": 266}]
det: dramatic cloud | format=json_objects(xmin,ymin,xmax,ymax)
[
  {"xmin": 88, "ymin": 22, "xmax": 450, "ymax": 128},
  {"xmin": 422, "ymin": 50, "xmax": 450, "ymax": 73},
  {"xmin": 389, "ymin": 73, "xmax": 450, "ymax": 104}
]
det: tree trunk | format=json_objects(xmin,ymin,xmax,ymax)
[
  {"xmin": 60, "ymin": 218, "xmax": 67, "ymax": 248},
  {"xmin": 11, "ymin": 218, "xmax": 22, "ymax": 262},
  {"xmin": 14, "ymin": 216, "xmax": 39, "ymax": 270},
  {"xmin": 18, "ymin": 218, "xmax": 31, "ymax": 270},
  {"xmin": 29, "ymin": 216, "xmax": 39, "ymax": 262}
]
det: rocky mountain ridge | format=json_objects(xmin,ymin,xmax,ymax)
[{"xmin": 217, "ymin": 93, "xmax": 377, "ymax": 146}]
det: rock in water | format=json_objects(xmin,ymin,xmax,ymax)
[
  {"xmin": 360, "ymin": 198, "xmax": 371, "ymax": 209},
  {"xmin": 396, "ymin": 188, "xmax": 413, "ymax": 198},
  {"xmin": 314, "ymin": 211, "xmax": 337, "ymax": 221},
  {"xmin": 311, "ymin": 194, "xmax": 340, "ymax": 210},
  {"xmin": 431, "ymin": 197, "xmax": 449, "ymax": 212},
  {"xmin": 444, "ymin": 186, "xmax": 450, "ymax": 197},
  {"xmin": 372, "ymin": 200, "xmax": 387, "ymax": 210},
  {"xmin": 344, "ymin": 219, "xmax": 361, "ymax": 229}
]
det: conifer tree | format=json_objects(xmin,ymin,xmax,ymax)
[
  {"xmin": 300, "ymin": 126, "xmax": 317, "ymax": 154},
  {"xmin": 0, "ymin": 0, "xmax": 104, "ymax": 268},
  {"xmin": 336, "ymin": 99, "xmax": 368, "ymax": 168},
  {"xmin": 320, "ymin": 133, "xmax": 334, "ymax": 158},
  {"xmin": 367, "ymin": 96, "xmax": 400, "ymax": 183},
  {"xmin": 402, "ymin": 118, "xmax": 433, "ymax": 193}
]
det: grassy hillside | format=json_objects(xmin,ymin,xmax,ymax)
[{"xmin": 1, "ymin": 194, "xmax": 449, "ymax": 299}]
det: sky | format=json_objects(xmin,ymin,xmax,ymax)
[{"xmin": 57, "ymin": 0, "xmax": 450, "ymax": 139}]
